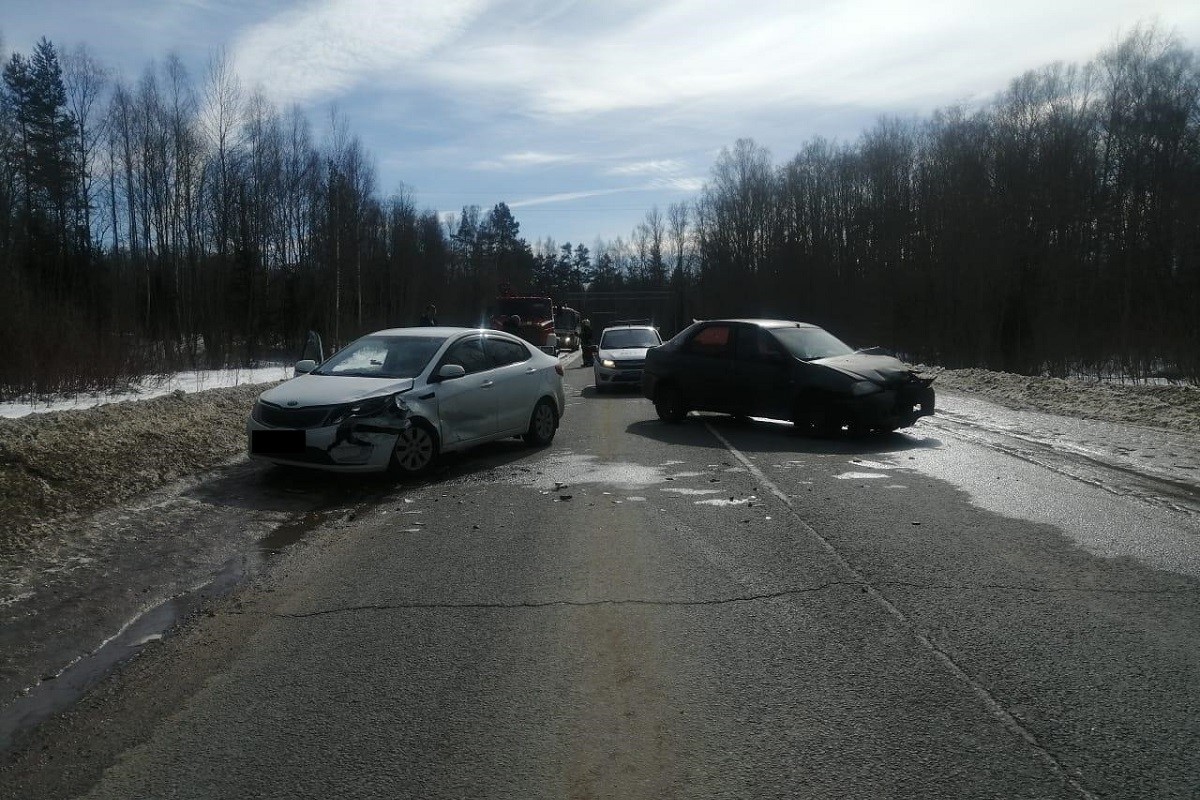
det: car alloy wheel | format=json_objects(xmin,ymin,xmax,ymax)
[
  {"xmin": 524, "ymin": 399, "xmax": 558, "ymax": 446},
  {"xmin": 392, "ymin": 422, "xmax": 437, "ymax": 473}
]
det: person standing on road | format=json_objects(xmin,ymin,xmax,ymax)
[
  {"xmin": 580, "ymin": 318, "xmax": 594, "ymax": 366},
  {"xmin": 419, "ymin": 304, "xmax": 438, "ymax": 326}
]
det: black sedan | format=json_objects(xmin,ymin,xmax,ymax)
[{"xmin": 641, "ymin": 319, "xmax": 935, "ymax": 434}]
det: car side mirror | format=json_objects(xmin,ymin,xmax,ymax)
[
  {"xmin": 294, "ymin": 359, "xmax": 318, "ymax": 376},
  {"xmin": 435, "ymin": 364, "xmax": 467, "ymax": 381}
]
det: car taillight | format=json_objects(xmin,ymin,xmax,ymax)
[{"xmin": 554, "ymin": 364, "xmax": 564, "ymax": 376}]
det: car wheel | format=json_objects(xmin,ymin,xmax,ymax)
[
  {"xmin": 524, "ymin": 398, "xmax": 558, "ymax": 446},
  {"xmin": 655, "ymin": 383, "xmax": 687, "ymax": 423},
  {"xmin": 391, "ymin": 420, "xmax": 438, "ymax": 474}
]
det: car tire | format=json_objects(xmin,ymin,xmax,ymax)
[
  {"xmin": 655, "ymin": 383, "xmax": 688, "ymax": 423},
  {"xmin": 391, "ymin": 420, "xmax": 439, "ymax": 474},
  {"xmin": 524, "ymin": 398, "xmax": 558, "ymax": 446}
]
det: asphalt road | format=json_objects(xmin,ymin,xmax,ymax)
[{"xmin": 4, "ymin": 357, "xmax": 1199, "ymax": 799}]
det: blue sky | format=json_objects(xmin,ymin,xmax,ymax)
[{"xmin": 4, "ymin": 1, "xmax": 1199, "ymax": 247}]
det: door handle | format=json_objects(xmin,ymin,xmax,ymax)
[
  {"xmin": 481, "ymin": 380, "xmax": 495, "ymax": 388},
  {"xmin": 525, "ymin": 367, "xmax": 537, "ymax": 374}
]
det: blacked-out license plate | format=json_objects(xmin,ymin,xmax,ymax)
[{"xmin": 252, "ymin": 429, "xmax": 305, "ymax": 454}]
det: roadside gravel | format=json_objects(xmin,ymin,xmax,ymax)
[{"xmin": 0, "ymin": 383, "xmax": 276, "ymax": 561}]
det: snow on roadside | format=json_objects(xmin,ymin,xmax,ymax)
[
  {"xmin": 0, "ymin": 365, "xmax": 293, "ymax": 419},
  {"xmin": 918, "ymin": 366, "xmax": 1200, "ymax": 436},
  {"xmin": 0, "ymin": 382, "xmax": 279, "ymax": 561}
]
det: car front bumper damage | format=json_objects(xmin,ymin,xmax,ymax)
[
  {"xmin": 247, "ymin": 407, "xmax": 413, "ymax": 472},
  {"xmin": 845, "ymin": 379, "xmax": 935, "ymax": 430}
]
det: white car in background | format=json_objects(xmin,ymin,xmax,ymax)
[
  {"xmin": 247, "ymin": 328, "xmax": 565, "ymax": 474},
  {"xmin": 593, "ymin": 325, "xmax": 662, "ymax": 392}
]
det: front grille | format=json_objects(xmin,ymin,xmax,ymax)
[
  {"xmin": 613, "ymin": 360, "xmax": 645, "ymax": 369},
  {"xmin": 256, "ymin": 402, "xmax": 333, "ymax": 429}
]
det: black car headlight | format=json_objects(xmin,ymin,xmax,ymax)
[{"xmin": 850, "ymin": 380, "xmax": 883, "ymax": 397}]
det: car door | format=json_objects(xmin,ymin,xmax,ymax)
[
  {"xmin": 433, "ymin": 335, "xmax": 497, "ymax": 445},
  {"xmin": 484, "ymin": 335, "xmax": 539, "ymax": 434},
  {"xmin": 735, "ymin": 325, "xmax": 794, "ymax": 420},
  {"xmin": 675, "ymin": 322, "xmax": 739, "ymax": 412}
]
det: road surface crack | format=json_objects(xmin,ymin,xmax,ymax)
[
  {"xmin": 276, "ymin": 581, "xmax": 859, "ymax": 618},
  {"xmin": 876, "ymin": 580, "xmax": 1195, "ymax": 597}
]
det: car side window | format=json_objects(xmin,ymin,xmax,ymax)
[
  {"xmin": 737, "ymin": 328, "xmax": 787, "ymax": 362},
  {"xmin": 442, "ymin": 336, "xmax": 491, "ymax": 374},
  {"xmin": 684, "ymin": 324, "xmax": 735, "ymax": 358},
  {"xmin": 485, "ymin": 336, "xmax": 530, "ymax": 366}
]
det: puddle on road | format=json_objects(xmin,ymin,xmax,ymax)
[{"xmin": 0, "ymin": 509, "xmax": 335, "ymax": 755}]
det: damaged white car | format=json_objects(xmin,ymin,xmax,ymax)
[{"xmin": 247, "ymin": 328, "xmax": 565, "ymax": 474}]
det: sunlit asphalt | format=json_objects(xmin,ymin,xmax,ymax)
[{"xmin": 3, "ymin": 358, "xmax": 1199, "ymax": 799}]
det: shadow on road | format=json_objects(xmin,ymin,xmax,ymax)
[
  {"xmin": 626, "ymin": 414, "xmax": 944, "ymax": 456},
  {"xmin": 578, "ymin": 385, "xmax": 647, "ymax": 400}
]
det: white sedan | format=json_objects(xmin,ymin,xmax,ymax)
[
  {"xmin": 593, "ymin": 325, "xmax": 662, "ymax": 392},
  {"xmin": 247, "ymin": 327, "xmax": 565, "ymax": 474}
]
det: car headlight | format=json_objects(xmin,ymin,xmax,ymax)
[
  {"xmin": 600, "ymin": 358, "xmax": 616, "ymax": 368},
  {"xmin": 850, "ymin": 380, "xmax": 883, "ymax": 397},
  {"xmin": 328, "ymin": 393, "xmax": 410, "ymax": 425}
]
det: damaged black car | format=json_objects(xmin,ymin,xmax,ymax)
[{"xmin": 641, "ymin": 319, "xmax": 935, "ymax": 434}]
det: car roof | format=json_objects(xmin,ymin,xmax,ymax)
[
  {"xmin": 600, "ymin": 324, "xmax": 658, "ymax": 332},
  {"xmin": 705, "ymin": 319, "xmax": 821, "ymax": 329},
  {"xmin": 367, "ymin": 326, "xmax": 505, "ymax": 338}
]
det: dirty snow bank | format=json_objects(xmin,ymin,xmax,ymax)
[
  {"xmin": 0, "ymin": 365, "xmax": 291, "ymax": 419},
  {"xmin": 920, "ymin": 367, "xmax": 1200, "ymax": 435},
  {"xmin": 0, "ymin": 382, "xmax": 277, "ymax": 560}
]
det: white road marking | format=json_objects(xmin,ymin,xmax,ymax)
[{"xmin": 702, "ymin": 421, "xmax": 1099, "ymax": 800}]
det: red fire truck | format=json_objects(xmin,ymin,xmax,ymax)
[{"xmin": 491, "ymin": 292, "xmax": 558, "ymax": 354}]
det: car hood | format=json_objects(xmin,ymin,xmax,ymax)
[
  {"xmin": 811, "ymin": 353, "xmax": 913, "ymax": 385},
  {"xmin": 599, "ymin": 347, "xmax": 652, "ymax": 360},
  {"xmin": 259, "ymin": 375, "xmax": 416, "ymax": 407}
]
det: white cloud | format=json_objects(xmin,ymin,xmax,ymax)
[
  {"xmin": 605, "ymin": 159, "xmax": 686, "ymax": 177},
  {"xmin": 416, "ymin": 0, "xmax": 1200, "ymax": 118},
  {"xmin": 473, "ymin": 151, "xmax": 580, "ymax": 170},
  {"xmin": 231, "ymin": 0, "xmax": 493, "ymax": 103},
  {"xmin": 508, "ymin": 188, "xmax": 631, "ymax": 209}
]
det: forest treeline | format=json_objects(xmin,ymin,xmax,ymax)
[
  {"xmin": 686, "ymin": 25, "xmax": 1200, "ymax": 380},
  {"xmin": 1, "ymin": 25, "xmax": 1197, "ymax": 397}
]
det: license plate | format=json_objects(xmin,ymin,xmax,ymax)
[{"xmin": 252, "ymin": 429, "xmax": 305, "ymax": 454}]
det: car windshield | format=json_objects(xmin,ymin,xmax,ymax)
[
  {"xmin": 769, "ymin": 327, "xmax": 855, "ymax": 360},
  {"xmin": 601, "ymin": 328, "xmax": 661, "ymax": 349},
  {"xmin": 312, "ymin": 335, "xmax": 446, "ymax": 378}
]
